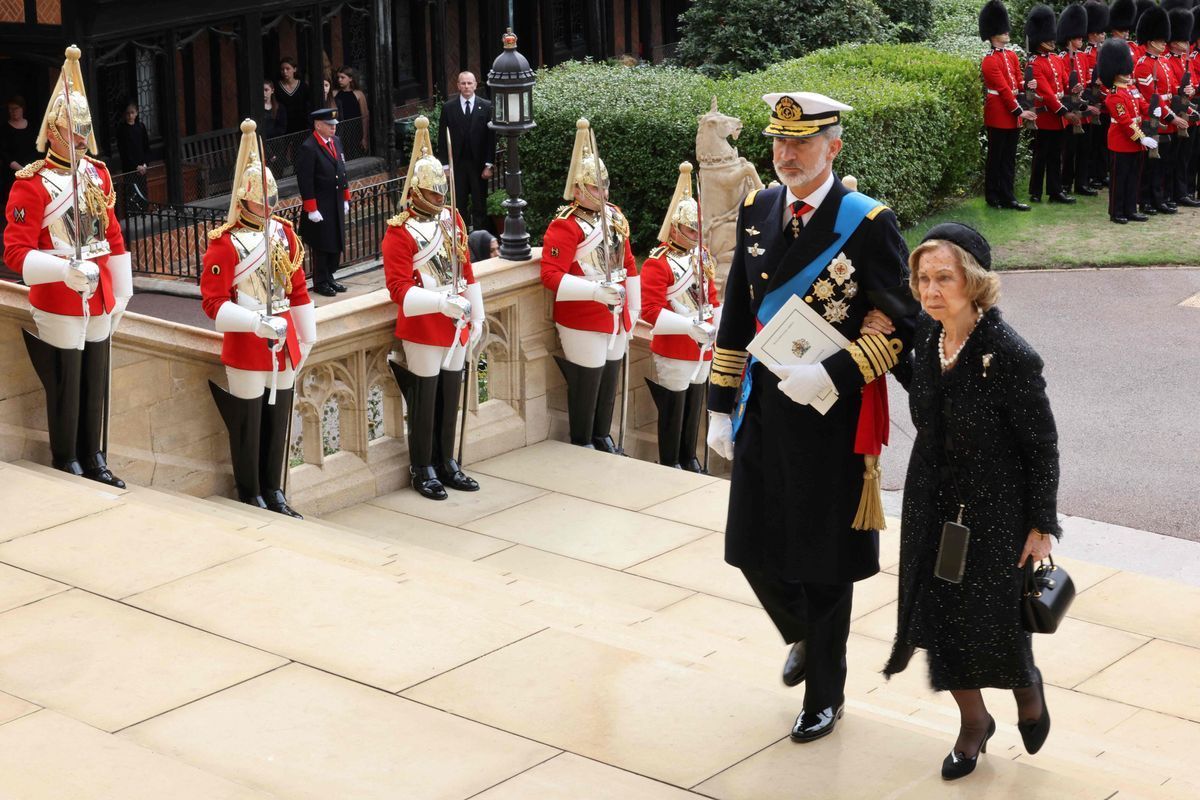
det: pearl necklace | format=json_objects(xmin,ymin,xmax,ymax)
[{"xmin": 938, "ymin": 309, "xmax": 984, "ymax": 370}]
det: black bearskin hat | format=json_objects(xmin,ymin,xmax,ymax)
[
  {"xmin": 1058, "ymin": 3, "xmax": 1090, "ymax": 44},
  {"xmin": 1086, "ymin": 0, "xmax": 1110, "ymax": 34},
  {"xmin": 1097, "ymin": 37, "xmax": 1135, "ymax": 87},
  {"xmin": 1192, "ymin": 7, "xmax": 1200, "ymax": 44},
  {"xmin": 1138, "ymin": 6, "xmax": 1170, "ymax": 43},
  {"xmin": 1110, "ymin": 0, "xmax": 1137, "ymax": 33},
  {"xmin": 1162, "ymin": 0, "xmax": 1191, "ymax": 14},
  {"xmin": 1135, "ymin": 0, "xmax": 1158, "ymax": 31},
  {"xmin": 1027, "ymin": 4, "xmax": 1059, "ymax": 48},
  {"xmin": 1169, "ymin": 7, "xmax": 1194, "ymax": 40},
  {"xmin": 979, "ymin": 0, "xmax": 1011, "ymax": 40}
]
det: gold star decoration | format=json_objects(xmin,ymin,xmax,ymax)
[
  {"xmin": 827, "ymin": 252, "xmax": 855, "ymax": 285},
  {"xmin": 843, "ymin": 280, "xmax": 858, "ymax": 299},
  {"xmin": 812, "ymin": 278, "xmax": 835, "ymax": 301},
  {"xmin": 822, "ymin": 299, "xmax": 849, "ymax": 324}
]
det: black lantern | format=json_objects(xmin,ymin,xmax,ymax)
[{"xmin": 487, "ymin": 28, "xmax": 536, "ymax": 260}]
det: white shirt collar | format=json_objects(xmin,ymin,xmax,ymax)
[{"xmin": 784, "ymin": 172, "xmax": 835, "ymax": 226}]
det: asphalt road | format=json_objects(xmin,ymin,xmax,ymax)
[{"xmin": 880, "ymin": 267, "xmax": 1200, "ymax": 542}]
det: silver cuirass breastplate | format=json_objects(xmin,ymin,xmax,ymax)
[
  {"xmin": 574, "ymin": 209, "xmax": 628, "ymax": 282},
  {"xmin": 40, "ymin": 162, "xmax": 111, "ymax": 260},
  {"xmin": 230, "ymin": 224, "xmax": 291, "ymax": 314},
  {"xmin": 666, "ymin": 249, "xmax": 713, "ymax": 321},
  {"xmin": 407, "ymin": 215, "xmax": 465, "ymax": 293}
]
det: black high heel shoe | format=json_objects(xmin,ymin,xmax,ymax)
[
  {"xmin": 941, "ymin": 715, "xmax": 996, "ymax": 781},
  {"xmin": 1018, "ymin": 667, "xmax": 1051, "ymax": 754}
]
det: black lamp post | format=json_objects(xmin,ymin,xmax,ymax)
[{"xmin": 487, "ymin": 28, "xmax": 536, "ymax": 261}]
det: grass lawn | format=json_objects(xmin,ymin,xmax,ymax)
[{"xmin": 902, "ymin": 185, "xmax": 1200, "ymax": 270}]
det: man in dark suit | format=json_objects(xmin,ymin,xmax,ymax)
[
  {"xmin": 296, "ymin": 107, "xmax": 350, "ymax": 297},
  {"xmin": 436, "ymin": 71, "xmax": 496, "ymax": 232},
  {"xmin": 707, "ymin": 91, "xmax": 917, "ymax": 744}
]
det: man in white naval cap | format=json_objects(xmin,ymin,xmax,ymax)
[{"xmin": 707, "ymin": 91, "xmax": 918, "ymax": 742}]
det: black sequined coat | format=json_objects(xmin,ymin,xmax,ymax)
[{"xmin": 884, "ymin": 307, "xmax": 1061, "ymax": 690}]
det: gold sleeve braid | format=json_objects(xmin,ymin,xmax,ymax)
[
  {"xmin": 712, "ymin": 346, "xmax": 749, "ymax": 388},
  {"xmin": 848, "ymin": 333, "xmax": 903, "ymax": 383}
]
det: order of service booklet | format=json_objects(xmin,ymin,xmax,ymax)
[{"xmin": 746, "ymin": 294, "xmax": 850, "ymax": 415}]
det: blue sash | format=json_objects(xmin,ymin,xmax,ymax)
[{"xmin": 731, "ymin": 191, "xmax": 877, "ymax": 438}]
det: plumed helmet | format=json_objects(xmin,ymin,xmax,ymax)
[
  {"xmin": 1137, "ymin": 6, "xmax": 1170, "ymax": 43},
  {"xmin": 1058, "ymin": 3, "xmax": 1090, "ymax": 44},
  {"xmin": 978, "ymin": 0, "xmax": 1011, "ymax": 40},
  {"xmin": 1097, "ymin": 37, "xmax": 1135, "ymax": 87},
  {"xmin": 1109, "ymin": 0, "xmax": 1137, "ymax": 32},
  {"xmin": 1085, "ymin": 1, "xmax": 1110, "ymax": 35},
  {"xmin": 225, "ymin": 119, "xmax": 278, "ymax": 224},
  {"xmin": 658, "ymin": 162, "xmax": 699, "ymax": 246},
  {"xmin": 562, "ymin": 118, "xmax": 609, "ymax": 201},
  {"xmin": 400, "ymin": 116, "xmax": 448, "ymax": 217},
  {"xmin": 1026, "ymin": 4, "xmax": 1059, "ymax": 48},
  {"xmin": 37, "ymin": 45, "xmax": 98, "ymax": 155},
  {"xmin": 1168, "ymin": 7, "xmax": 1194, "ymax": 40}
]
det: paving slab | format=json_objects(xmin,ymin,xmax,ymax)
[
  {"xmin": 124, "ymin": 664, "xmax": 556, "ymax": 800},
  {"xmin": 471, "ymin": 440, "xmax": 719, "ymax": 510},
  {"xmin": 1076, "ymin": 639, "xmax": 1200, "ymax": 723},
  {"xmin": 474, "ymin": 752, "xmax": 705, "ymax": 799},
  {"xmin": 0, "ymin": 561, "xmax": 67, "ymax": 613},
  {"xmin": 626, "ymin": 532, "xmax": 760, "ymax": 606},
  {"xmin": 0, "ymin": 710, "xmax": 275, "ymax": 799},
  {"xmin": 640, "ymin": 481, "xmax": 730, "ymax": 532},
  {"xmin": 1033, "ymin": 616, "xmax": 1149, "ymax": 689},
  {"xmin": 322, "ymin": 502, "xmax": 514, "ymax": 561},
  {"xmin": 0, "ymin": 503, "xmax": 265, "ymax": 599},
  {"xmin": 465, "ymin": 492, "xmax": 711, "ymax": 570},
  {"xmin": 0, "ymin": 589, "xmax": 285, "ymax": 732},
  {"xmin": 1099, "ymin": 708, "xmax": 1200, "ymax": 782},
  {"xmin": 0, "ymin": 465, "xmax": 119, "ymax": 542},
  {"xmin": 367, "ymin": 475, "xmax": 547, "ymax": 527},
  {"xmin": 403, "ymin": 628, "xmax": 794, "ymax": 788},
  {"xmin": 641, "ymin": 592, "xmax": 779, "ymax": 648},
  {"xmin": 127, "ymin": 547, "xmax": 544, "ymax": 692},
  {"xmin": 0, "ymin": 690, "xmax": 38, "ymax": 725},
  {"xmin": 1071, "ymin": 570, "xmax": 1200, "ymax": 648}
]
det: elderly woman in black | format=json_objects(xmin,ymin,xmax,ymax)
[{"xmin": 867, "ymin": 223, "xmax": 1060, "ymax": 781}]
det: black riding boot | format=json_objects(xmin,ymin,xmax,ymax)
[
  {"xmin": 77, "ymin": 338, "xmax": 124, "ymax": 488},
  {"xmin": 646, "ymin": 379, "xmax": 685, "ymax": 468},
  {"xmin": 433, "ymin": 368, "xmax": 479, "ymax": 491},
  {"xmin": 390, "ymin": 361, "xmax": 446, "ymax": 500},
  {"xmin": 592, "ymin": 357, "xmax": 623, "ymax": 453},
  {"xmin": 679, "ymin": 382, "xmax": 708, "ymax": 473},
  {"xmin": 22, "ymin": 329, "xmax": 85, "ymax": 477},
  {"xmin": 555, "ymin": 356, "xmax": 603, "ymax": 448},
  {"xmin": 260, "ymin": 387, "xmax": 301, "ymax": 518},
  {"xmin": 208, "ymin": 381, "xmax": 267, "ymax": 508}
]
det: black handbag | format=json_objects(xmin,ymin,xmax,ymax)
[{"xmin": 1021, "ymin": 555, "xmax": 1075, "ymax": 634}]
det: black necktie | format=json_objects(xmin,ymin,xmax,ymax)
[
  {"xmin": 465, "ymin": 100, "xmax": 472, "ymax": 117},
  {"xmin": 788, "ymin": 200, "xmax": 812, "ymax": 239}
]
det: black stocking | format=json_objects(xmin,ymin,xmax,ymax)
[
  {"xmin": 1013, "ymin": 681, "xmax": 1044, "ymax": 725},
  {"xmin": 949, "ymin": 689, "xmax": 990, "ymax": 757}
]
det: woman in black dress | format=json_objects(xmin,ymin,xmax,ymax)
[
  {"xmin": 2, "ymin": 95, "xmax": 40, "ymax": 209},
  {"xmin": 261, "ymin": 81, "xmax": 288, "ymax": 139},
  {"xmin": 115, "ymin": 103, "xmax": 152, "ymax": 173},
  {"xmin": 334, "ymin": 66, "xmax": 368, "ymax": 151},
  {"xmin": 872, "ymin": 223, "xmax": 1060, "ymax": 781},
  {"xmin": 275, "ymin": 57, "xmax": 311, "ymax": 135}
]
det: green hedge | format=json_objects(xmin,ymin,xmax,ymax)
[{"xmin": 515, "ymin": 45, "xmax": 980, "ymax": 254}]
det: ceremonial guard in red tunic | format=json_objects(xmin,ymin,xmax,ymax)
[
  {"xmin": 200, "ymin": 120, "xmax": 316, "ymax": 517},
  {"xmin": 383, "ymin": 116, "xmax": 484, "ymax": 500},
  {"xmin": 979, "ymin": 1, "xmax": 1035, "ymax": 210},
  {"xmin": 640, "ymin": 162, "xmax": 720, "ymax": 471},
  {"xmin": 1110, "ymin": 0, "xmax": 1141, "ymax": 60},
  {"xmin": 1027, "ymin": 5, "xmax": 1078, "ymax": 204},
  {"xmin": 1083, "ymin": 1, "xmax": 1112, "ymax": 189},
  {"xmin": 1134, "ymin": 6, "xmax": 1186, "ymax": 214},
  {"xmin": 1164, "ymin": 3, "xmax": 1200, "ymax": 206},
  {"xmin": 540, "ymin": 119, "xmax": 640, "ymax": 453},
  {"xmin": 1059, "ymin": 3, "xmax": 1101, "ymax": 198},
  {"xmin": 1100, "ymin": 39, "xmax": 1155, "ymax": 223},
  {"xmin": 1188, "ymin": 7, "xmax": 1200, "ymax": 198},
  {"xmin": 3, "ymin": 46, "xmax": 132, "ymax": 487}
]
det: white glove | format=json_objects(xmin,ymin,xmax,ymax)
[
  {"xmin": 255, "ymin": 313, "xmax": 288, "ymax": 340},
  {"xmin": 1152, "ymin": 106, "xmax": 1163, "ymax": 118},
  {"xmin": 469, "ymin": 319, "xmax": 484, "ymax": 348},
  {"xmin": 64, "ymin": 259, "xmax": 100, "ymax": 295},
  {"xmin": 689, "ymin": 321, "xmax": 717, "ymax": 346},
  {"xmin": 307, "ymin": 210, "xmax": 324, "ymax": 223},
  {"xmin": 768, "ymin": 363, "xmax": 833, "ymax": 406},
  {"xmin": 1141, "ymin": 136, "xmax": 1159, "ymax": 150},
  {"xmin": 439, "ymin": 293, "xmax": 471, "ymax": 321},
  {"xmin": 343, "ymin": 201, "xmax": 349, "ymax": 215},
  {"xmin": 592, "ymin": 281, "xmax": 625, "ymax": 306},
  {"xmin": 707, "ymin": 412, "xmax": 734, "ymax": 461}
]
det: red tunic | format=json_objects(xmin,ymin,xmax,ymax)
[
  {"xmin": 982, "ymin": 47, "xmax": 1024, "ymax": 130},
  {"xmin": 382, "ymin": 209, "xmax": 475, "ymax": 347},
  {"xmin": 540, "ymin": 203, "xmax": 638, "ymax": 334},
  {"xmin": 1062, "ymin": 49, "xmax": 1095, "ymax": 123},
  {"xmin": 640, "ymin": 244, "xmax": 720, "ymax": 362},
  {"xmin": 1134, "ymin": 53, "xmax": 1179, "ymax": 134},
  {"xmin": 1031, "ymin": 52, "xmax": 1069, "ymax": 130},
  {"xmin": 1106, "ymin": 86, "xmax": 1150, "ymax": 153},
  {"xmin": 200, "ymin": 219, "xmax": 309, "ymax": 371},
  {"xmin": 3, "ymin": 156, "xmax": 126, "ymax": 316}
]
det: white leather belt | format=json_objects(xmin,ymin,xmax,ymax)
[
  {"xmin": 48, "ymin": 242, "xmax": 111, "ymax": 260},
  {"xmin": 580, "ymin": 268, "xmax": 628, "ymax": 284},
  {"xmin": 236, "ymin": 293, "xmax": 290, "ymax": 314}
]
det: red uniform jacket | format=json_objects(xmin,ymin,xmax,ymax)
[
  {"xmin": 640, "ymin": 243, "xmax": 720, "ymax": 362},
  {"xmin": 382, "ymin": 208, "xmax": 475, "ymax": 347},
  {"xmin": 1166, "ymin": 53, "xmax": 1196, "ymax": 122},
  {"xmin": 1106, "ymin": 86, "xmax": 1150, "ymax": 153},
  {"xmin": 1031, "ymin": 52, "xmax": 1070, "ymax": 130},
  {"xmin": 200, "ymin": 218, "xmax": 309, "ymax": 371},
  {"xmin": 540, "ymin": 203, "xmax": 638, "ymax": 334},
  {"xmin": 982, "ymin": 47, "xmax": 1024, "ymax": 129},
  {"xmin": 1129, "ymin": 40, "xmax": 1145, "ymax": 62},
  {"xmin": 1135, "ymin": 53, "xmax": 1179, "ymax": 133},
  {"xmin": 1062, "ymin": 49, "xmax": 1095, "ymax": 122},
  {"xmin": 3, "ymin": 156, "xmax": 126, "ymax": 316}
]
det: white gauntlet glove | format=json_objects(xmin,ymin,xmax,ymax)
[
  {"xmin": 592, "ymin": 281, "xmax": 625, "ymax": 307},
  {"xmin": 707, "ymin": 412, "xmax": 734, "ymax": 461},
  {"xmin": 65, "ymin": 260, "xmax": 100, "ymax": 296},
  {"xmin": 255, "ymin": 313, "xmax": 288, "ymax": 340},
  {"xmin": 689, "ymin": 321, "xmax": 717, "ymax": 346},
  {"xmin": 768, "ymin": 363, "xmax": 833, "ymax": 406},
  {"xmin": 439, "ymin": 293, "xmax": 471, "ymax": 321},
  {"xmin": 1141, "ymin": 136, "xmax": 1159, "ymax": 150}
]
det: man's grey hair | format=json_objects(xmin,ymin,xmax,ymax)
[{"xmin": 820, "ymin": 124, "xmax": 843, "ymax": 142}]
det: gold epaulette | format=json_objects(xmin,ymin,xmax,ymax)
[
  {"xmin": 866, "ymin": 204, "xmax": 889, "ymax": 221},
  {"xmin": 386, "ymin": 209, "xmax": 411, "ymax": 227},
  {"xmin": 648, "ymin": 245, "xmax": 668, "ymax": 259},
  {"xmin": 743, "ymin": 189, "xmax": 761, "ymax": 207},
  {"xmin": 14, "ymin": 160, "xmax": 44, "ymax": 180},
  {"xmin": 555, "ymin": 203, "xmax": 576, "ymax": 220},
  {"xmin": 207, "ymin": 221, "xmax": 237, "ymax": 240},
  {"xmin": 712, "ymin": 345, "xmax": 750, "ymax": 388},
  {"xmin": 272, "ymin": 214, "xmax": 295, "ymax": 231},
  {"xmin": 609, "ymin": 204, "xmax": 631, "ymax": 239}
]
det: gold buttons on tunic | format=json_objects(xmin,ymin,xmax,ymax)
[
  {"xmin": 211, "ymin": 265, "xmax": 221, "ymax": 275},
  {"xmin": 805, "ymin": 296, "xmax": 813, "ymax": 303},
  {"xmin": 761, "ymin": 272, "xmax": 769, "ymax": 279}
]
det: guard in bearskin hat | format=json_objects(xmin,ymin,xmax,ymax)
[
  {"xmin": 1110, "ymin": 0, "xmax": 1141, "ymax": 59},
  {"xmin": 1164, "ymin": 2, "xmax": 1200, "ymax": 205},
  {"xmin": 1100, "ymin": 38, "xmax": 1156, "ymax": 222},
  {"xmin": 980, "ymin": 1, "xmax": 1037, "ymax": 210},
  {"xmin": 1083, "ymin": 1, "xmax": 1112, "ymax": 188},
  {"xmin": 1188, "ymin": 5, "xmax": 1200, "ymax": 197},
  {"xmin": 382, "ymin": 116, "xmax": 484, "ymax": 500},
  {"xmin": 200, "ymin": 120, "xmax": 316, "ymax": 517},
  {"xmin": 1060, "ymin": 3, "xmax": 1100, "ymax": 196},
  {"xmin": 640, "ymin": 162, "xmax": 720, "ymax": 471},
  {"xmin": 1027, "ymin": 5, "xmax": 1079, "ymax": 203},
  {"xmin": 1135, "ymin": 5, "xmax": 1186, "ymax": 213},
  {"xmin": 3, "ymin": 46, "xmax": 133, "ymax": 487},
  {"xmin": 540, "ymin": 119, "xmax": 640, "ymax": 453}
]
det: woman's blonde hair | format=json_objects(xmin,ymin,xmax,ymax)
[{"xmin": 908, "ymin": 240, "xmax": 1001, "ymax": 310}]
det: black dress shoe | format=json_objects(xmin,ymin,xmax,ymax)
[
  {"xmin": 411, "ymin": 465, "xmax": 448, "ymax": 500},
  {"xmin": 1176, "ymin": 196, "xmax": 1200, "ymax": 207},
  {"xmin": 1008, "ymin": 201, "xmax": 1031, "ymax": 211},
  {"xmin": 1048, "ymin": 193, "xmax": 1076, "ymax": 204},
  {"xmin": 1018, "ymin": 668, "xmax": 1052, "ymax": 754},
  {"xmin": 941, "ymin": 716, "xmax": 996, "ymax": 781},
  {"xmin": 1075, "ymin": 187, "xmax": 1098, "ymax": 196},
  {"xmin": 332, "ymin": 281, "xmax": 348, "ymax": 293},
  {"xmin": 263, "ymin": 489, "xmax": 303, "ymax": 519},
  {"xmin": 1110, "ymin": 216, "xmax": 1129, "ymax": 224},
  {"xmin": 238, "ymin": 493, "xmax": 269, "ymax": 510},
  {"xmin": 436, "ymin": 459, "xmax": 480, "ymax": 491},
  {"xmin": 592, "ymin": 435, "xmax": 621, "ymax": 454},
  {"xmin": 986, "ymin": 200, "xmax": 1004, "ymax": 209},
  {"xmin": 782, "ymin": 641, "xmax": 806, "ymax": 687},
  {"xmin": 1028, "ymin": 194, "xmax": 1042, "ymax": 203},
  {"xmin": 1156, "ymin": 204, "xmax": 1178, "ymax": 214},
  {"xmin": 1141, "ymin": 205, "xmax": 1158, "ymax": 215},
  {"xmin": 82, "ymin": 465, "xmax": 126, "ymax": 489},
  {"xmin": 790, "ymin": 704, "xmax": 844, "ymax": 743},
  {"xmin": 314, "ymin": 283, "xmax": 337, "ymax": 297},
  {"xmin": 1129, "ymin": 213, "xmax": 1150, "ymax": 222}
]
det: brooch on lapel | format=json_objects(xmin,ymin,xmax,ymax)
[
  {"xmin": 982, "ymin": 353, "xmax": 993, "ymax": 378},
  {"xmin": 828, "ymin": 252, "xmax": 855, "ymax": 285},
  {"xmin": 745, "ymin": 226, "xmax": 760, "ymax": 237},
  {"xmin": 747, "ymin": 244, "xmax": 764, "ymax": 257}
]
